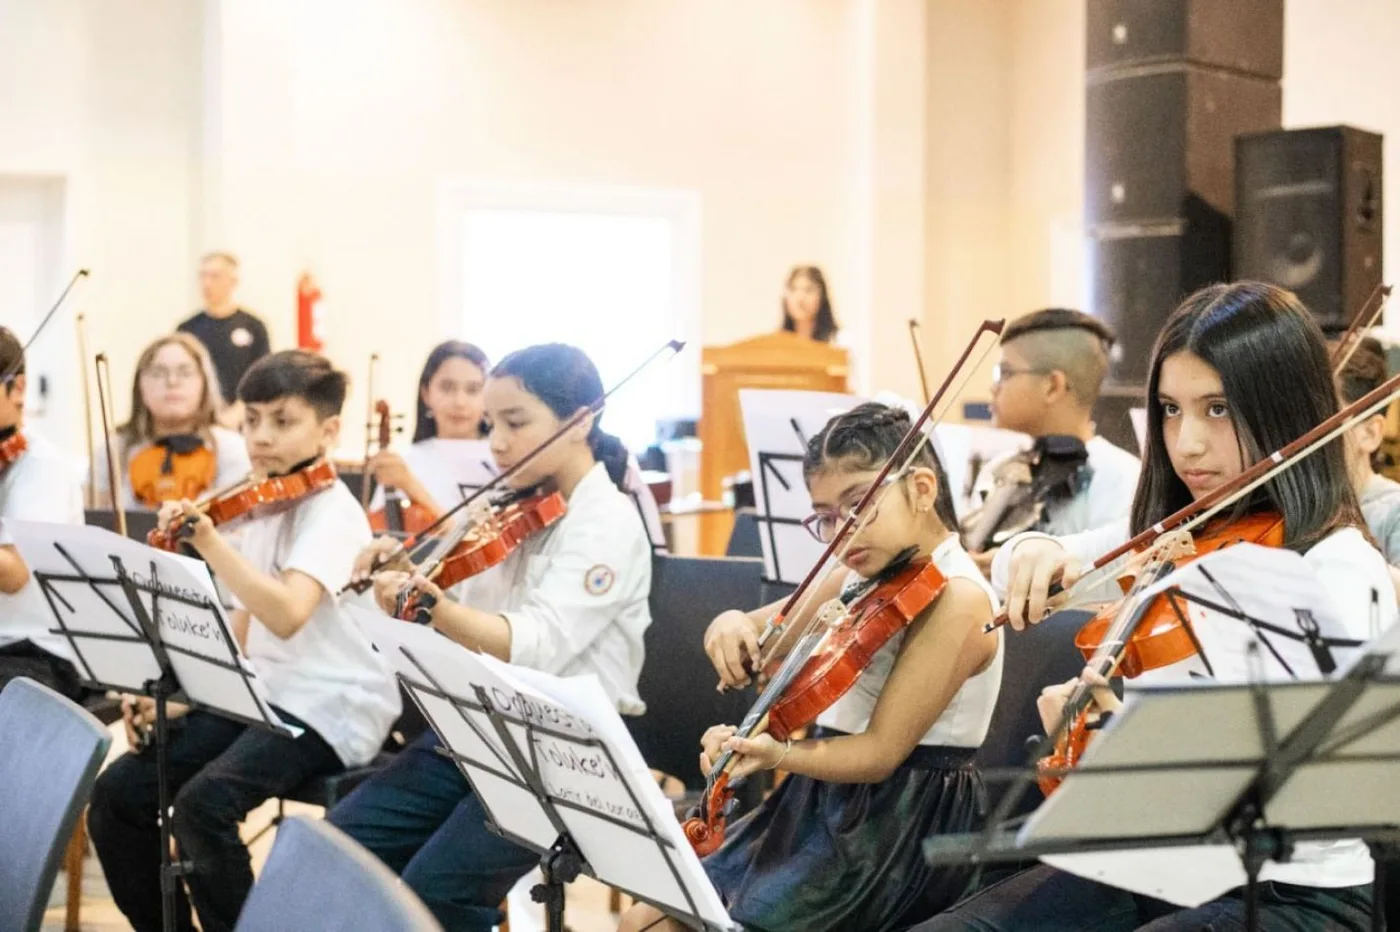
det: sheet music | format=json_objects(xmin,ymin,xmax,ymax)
[
  {"xmin": 8, "ymin": 521, "xmax": 285, "ymax": 729},
  {"xmin": 350, "ymin": 605, "xmax": 735, "ymax": 929}
]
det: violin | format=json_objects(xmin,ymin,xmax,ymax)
[
  {"xmin": 146, "ymin": 459, "xmax": 339, "ymax": 551},
  {"xmin": 961, "ymin": 435, "xmax": 1091, "ymax": 553},
  {"xmin": 1036, "ymin": 510, "xmax": 1285, "ymax": 795},
  {"xmin": 685, "ymin": 553, "xmax": 948, "ymax": 856},
  {"xmin": 128, "ymin": 434, "xmax": 218, "ymax": 507},
  {"xmin": 367, "ymin": 400, "xmax": 438, "ymax": 538},
  {"xmin": 682, "ymin": 320, "xmax": 1006, "ymax": 856},
  {"xmin": 394, "ymin": 488, "xmax": 566, "ymax": 623},
  {"xmin": 0, "ymin": 428, "xmax": 27, "ymax": 471}
]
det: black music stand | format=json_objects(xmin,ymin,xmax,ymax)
[
  {"xmin": 350, "ymin": 606, "xmax": 738, "ymax": 932},
  {"xmin": 10, "ymin": 521, "xmax": 289, "ymax": 932},
  {"xmin": 925, "ymin": 642, "xmax": 1400, "ymax": 930}
]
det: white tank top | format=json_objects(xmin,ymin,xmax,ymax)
[{"xmin": 815, "ymin": 535, "xmax": 1003, "ymax": 748}]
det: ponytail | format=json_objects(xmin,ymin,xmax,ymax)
[
  {"xmin": 590, "ymin": 428, "xmax": 630, "ymax": 490},
  {"xmin": 492, "ymin": 343, "xmax": 631, "ymax": 492}
]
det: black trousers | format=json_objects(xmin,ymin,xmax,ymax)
[
  {"xmin": 87, "ymin": 709, "xmax": 341, "ymax": 932},
  {"xmin": 0, "ymin": 640, "xmax": 87, "ymax": 701}
]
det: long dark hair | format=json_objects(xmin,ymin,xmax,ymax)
[
  {"xmin": 491, "ymin": 344, "xmax": 629, "ymax": 490},
  {"xmin": 780, "ymin": 265, "xmax": 839, "ymax": 343},
  {"xmin": 804, "ymin": 402, "xmax": 959, "ymax": 534},
  {"xmin": 1131, "ymin": 281, "xmax": 1363, "ymax": 552},
  {"xmin": 413, "ymin": 341, "xmax": 490, "ymax": 442}
]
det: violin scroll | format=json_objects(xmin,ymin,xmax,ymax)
[{"xmin": 681, "ymin": 773, "xmax": 734, "ymax": 857}]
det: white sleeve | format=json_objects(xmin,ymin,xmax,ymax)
[
  {"xmin": 504, "ymin": 522, "xmax": 650, "ymax": 675},
  {"xmin": 6, "ymin": 457, "xmax": 83, "ymax": 524},
  {"xmin": 1304, "ymin": 528, "xmax": 1400, "ymax": 641},
  {"xmin": 1085, "ymin": 451, "xmax": 1141, "ymax": 529},
  {"xmin": 989, "ymin": 519, "xmax": 1131, "ymax": 599},
  {"xmin": 282, "ymin": 493, "xmax": 373, "ymax": 597}
]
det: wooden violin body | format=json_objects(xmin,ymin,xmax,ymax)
[
  {"xmin": 147, "ymin": 459, "xmax": 340, "ymax": 551},
  {"xmin": 366, "ymin": 399, "xmax": 439, "ymax": 537},
  {"xmin": 683, "ymin": 555, "xmax": 949, "ymax": 856},
  {"xmin": 0, "ymin": 430, "xmax": 27, "ymax": 470},
  {"xmin": 1037, "ymin": 511, "xmax": 1286, "ymax": 795},
  {"xmin": 397, "ymin": 489, "xmax": 566, "ymax": 621},
  {"xmin": 128, "ymin": 435, "xmax": 218, "ymax": 507}
]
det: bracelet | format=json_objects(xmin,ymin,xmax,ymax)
[{"xmin": 773, "ymin": 737, "xmax": 795, "ymax": 770}]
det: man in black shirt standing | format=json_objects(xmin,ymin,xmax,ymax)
[{"xmin": 177, "ymin": 252, "xmax": 271, "ymax": 407}]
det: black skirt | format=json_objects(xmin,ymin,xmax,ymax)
[{"xmin": 702, "ymin": 734, "xmax": 985, "ymax": 932}]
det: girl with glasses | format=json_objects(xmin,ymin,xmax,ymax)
[
  {"xmin": 620, "ymin": 401, "xmax": 1002, "ymax": 932},
  {"xmin": 92, "ymin": 332, "xmax": 250, "ymax": 509}
]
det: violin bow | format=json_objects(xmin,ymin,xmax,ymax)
[
  {"xmin": 93, "ymin": 353, "xmax": 127, "ymax": 538},
  {"xmin": 987, "ymin": 364, "xmax": 1400, "ymax": 632},
  {"xmin": 360, "ymin": 353, "xmax": 380, "ymax": 510},
  {"xmin": 76, "ymin": 313, "xmax": 97, "ymax": 508},
  {"xmin": 341, "ymin": 338, "xmax": 686, "ymax": 595},
  {"xmin": 908, "ymin": 318, "xmax": 933, "ymax": 406},
  {"xmin": 1329, "ymin": 283, "xmax": 1392, "ymax": 373},
  {"xmin": 0, "ymin": 269, "xmax": 89, "ymax": 386}
]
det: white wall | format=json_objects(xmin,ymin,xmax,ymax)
[{"xmin": 0, "ymin": 0, "xmax": 202, "ymax": 455}]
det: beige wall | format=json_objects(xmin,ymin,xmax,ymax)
[{"xmin": 4, "ymin": 0, "xmax": 1398, "ymax": 461}]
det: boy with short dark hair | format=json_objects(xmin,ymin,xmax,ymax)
[{"xmin": 88, "ymin": 349, "xmax": 400, "ymax": 932}]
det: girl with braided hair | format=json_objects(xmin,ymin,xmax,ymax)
[{"xmin": 620, "ymin": 401, "xmax": 1002, "ymax": 932}]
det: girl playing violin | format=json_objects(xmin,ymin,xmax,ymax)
[
  {"xmin": 916, "ymin": 282, "xmax": 1398, "ymax": 932},
  {"xmin": 0, "ymin": 325, "xmax": 86, "ymax": 698},
  {"xmin": 620, "ymin": 402, "xmax": 1003, "ymax": 932},
  {"xmin": 93, "ymin": 332, "xmax": 250, "ymax": 509},
  {"xmin": 87, "ymin": 350, "xmax": 400, "ymax": 932},
  {"xmin": 330, "ymin": 343, "xmax": 653, "ymax": 931},
  {"xmin": 368, "ymin": 340, "xmax": 489, "ymax": 517}
]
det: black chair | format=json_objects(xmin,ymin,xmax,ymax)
[
  {"xmin": 725, "ymin": 511, "xmax": 761, "ymax": 558},
  {"xmin": 84, "ymin": 508, "xmax": 160, "ymax": 542},
  {"xmin": 0, "ymin": 677, "xmax": 111, "ymax": 932},
  {"xmin": 629, "ymin": 554, "xmax": 764, "ymax": 794},
  {"xmin": 975, "ymin": 608, "xmax": 1094, "ymax": 819},
  {"xmin": 236, "ymin": 817, "xmax": 442, "ymax": 932}
]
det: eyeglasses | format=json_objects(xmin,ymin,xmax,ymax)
[
  {"xmin": 991, "ymin": 364, "xmax": 1051, "ymax": 385},
  {"xmin": 800, "ymin": 476, "xmax": 898, "ymax": 543},
  {"xmin": 143, "ymin": 366, "xmax": 201, "ymax": 384}
]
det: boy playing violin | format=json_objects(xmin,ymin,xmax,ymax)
[
  {"xmin": 87, "ymin": 350, "xmax": 400, "ymax": 932},
  {"xmin": 0, "ymin": 325, "xmax": 86, "ymax": 697}
]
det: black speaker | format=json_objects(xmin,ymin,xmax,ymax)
[
  {"xmin": 1235, "ymin": 126, "xmax": 1384, "ymax": 334},
  {"xmin": 1086, "ymin": 66, "xmax": 1281, "ymax": 226},
  {"xmin": 1087, "ymin": 0, "xmax": 1283, "ymax": 78},
  {"xmin": 1090, "ymin": 223, "xmax": 1231, "ymax": 385}
]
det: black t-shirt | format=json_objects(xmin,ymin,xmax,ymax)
[{"xmin": 177, "ymin": 309, "xmax": 271, "ymax": 404}]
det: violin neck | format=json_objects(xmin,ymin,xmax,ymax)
[{"xmin": 383, "ymin": 485, "xmax": 405, "ymax": 532}]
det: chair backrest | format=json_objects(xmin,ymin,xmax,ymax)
[
  {"xmin": 975, "ymin": 609, "xmax": 1093, "ymax": 819},
  {"xmin": 235, "ymin": 817, "xmax": 442, "ymax": 932},
  {"xmin": 725, "ymin": 511, "xmax": 761, "ymax": 558},
  {"xmin": 630, "ymin": 554, "xmax": 764, "ymax": 790},
  {"xmin": 0, "ymin": 677, "xmax": 111, "ymax": 932},
  {"xmin": 83, "ymin": 508, "xmax": 159, "ymax": 542}
]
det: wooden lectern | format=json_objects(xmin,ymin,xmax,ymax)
[{"xmin": 697, "ymin": 332, "xmax": 850, "ymax": 555}]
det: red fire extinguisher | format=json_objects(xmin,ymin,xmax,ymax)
[{"xmin": 297, "ymin": 272, "xmax": 324, "ymax": 351}]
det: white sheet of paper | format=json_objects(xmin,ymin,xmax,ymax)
[
  {"xmin": 349, "ymin": 604, "xmax": 735, "ymax": 928},
  {"xmin": 8, "ymin": 521, "xmax": 285, "ymax": 729},
  {"xmin": 738, "ymin": 389, "xmax": 860, "ymax": 585},
  {"xmin": 1043, "ymin": 846, "xmax": 1245, "ymax": 907}
]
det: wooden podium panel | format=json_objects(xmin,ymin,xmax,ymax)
[{"xmin": 697, "ymin": 332, "xmax": 850, "ymax": 554}]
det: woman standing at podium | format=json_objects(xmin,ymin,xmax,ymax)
[{"xmin": 779, "ymin": 265, "xmax": 840, "ymax": 343}]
